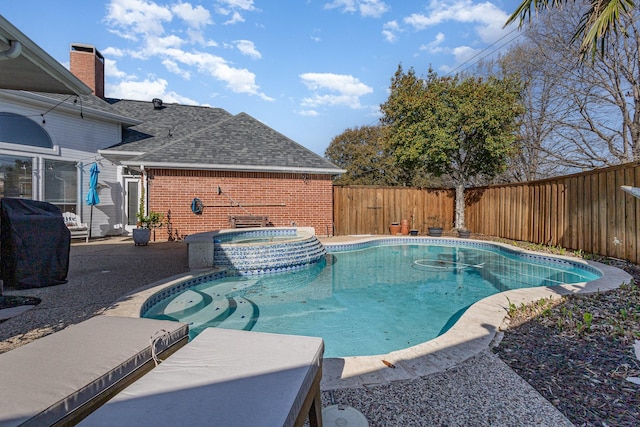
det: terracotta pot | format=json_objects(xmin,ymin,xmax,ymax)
[
  {"xmin": 400, "ymin": 219, "xmax": 410, "ymax": 235},
  {"xmin": 389, "ymin": 223, "xmax": 401, "ymax": 235}
]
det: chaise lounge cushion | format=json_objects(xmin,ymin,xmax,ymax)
[
  {"xmin": 0, "ymin": 316, "xmax": 188, "ymax": 427},
  {"xmin": 80, "ymin": 328, "xmax": 324, "ymax": 427}
]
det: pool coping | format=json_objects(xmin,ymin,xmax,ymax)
[{"xmin": 103, "ymin": 235, "xmax": 632, "ymax": 391}]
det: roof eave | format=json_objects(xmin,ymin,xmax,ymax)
[
  {"xmin": 0, "ymin": 90, "xmax": 143, "ymax": 125},
  {"xmin": 98, "ymin": 149, "xmax": 146, "ymax": 163},
  {"xmin": 120, "ymin": 160, "xmax": 346, "ymax": 175},
  {"xmin": 0, "ymin": 15, "xmax": 92, "ymax": 95}
]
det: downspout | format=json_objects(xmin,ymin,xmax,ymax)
[
  {"xmin": 0, "ymin": 40, "xmax": 22, "ymax": 60},
  {"xmin": 140, "ymin": 165, "xmax": 147, "ymax": 215}
]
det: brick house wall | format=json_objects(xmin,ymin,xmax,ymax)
[{"xmin": 147, "ymin": 169, "xmax": 335, "ymax": 240}]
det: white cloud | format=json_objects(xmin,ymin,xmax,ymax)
[
  {"xmin": 298, "ymin": 109, "xmax": 319, "ymax": 117},
  {"xmin": 107, "ymin": 76, "xmax": 200, "ymax": 104},
  {"xmin": 214, "ymin": 0, "xmax": 256, "ymax": 24},
  {"xmin": 164, "ymin": 49, "xmax": 272, "ymax": 100},
  {"xmin": 171, "ymin": 2, "xmax": 212, "ymax": 28},
  {"xmin": 324, "ymin": 0, "xmax": 389, "ymax": 18},
  {"xmin": 420, "ymin": 32, "xmax": 446, "ymax": 53},
  {"xmin": 171, "ymin": 3, "xmax": 213, "ymax": 43},
  {"xmin": 146, "ymin": 34, "xmax": 185, "ymax": 51},
  {"xmin": 299, "ymin": 73, "xmax": 373, "ymax": 109},
  {"xmin": 382, "ymin": 20, "xmax": 401, "ymax": 43},
  {"xmin": 105, "ymin": 0, "xmax": 172, "ymax": 38},
  {"xmin": 162, "ymin": 58, "xmax": 191, "ymax": 79},
  {"xmin": 105, "ymin": 58, "xmax": 135, "ymax": 80},
  {"xmin": 104, "ymin": 0, "xmax": 271, "ymax": 100},
  {"xmin": 235, "ymin": 40, "xmax": 261, "ymax": 59},
  {"xmin": 359, "ymin": 0, "xmax": 390, "ymax": 17},
  {"xmin": 403, "ymin": 0, "xmax": 510, "ymax": 44},
  {"xmin": 218, "ymin": 0, "xmax": 255, "ymax": 11},
  {"xmin": 102, "ymin": 47, "xmax": 125, "ymax": 57},
  {"xmin": 451, "ymin": 45, "xmax": 477, "ymax": 64}
]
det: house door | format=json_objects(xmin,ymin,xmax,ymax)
[{"xmin": 124, "ymin": 177, "xmax": 140, "ymax": 234}]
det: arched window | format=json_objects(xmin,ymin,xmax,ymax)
[{"xmin": 0, "ymin": 112, "xmax": 53, "ymax": 148}]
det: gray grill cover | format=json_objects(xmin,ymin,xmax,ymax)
[{"xmin": 1, "ymin": 198, "xmax": 70, "ymax": 289}]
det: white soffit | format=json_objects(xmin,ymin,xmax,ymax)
[{"xmin": 0, "ymin": 15, "xmax": 91, "ymax": 95}]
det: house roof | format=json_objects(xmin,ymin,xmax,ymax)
[
  {"xmin": 101, "ymin": 99, "xmax": 344, "ymax": 175},
  {"xmin": 0, "ymin": 15, "xmax": 91, "ymax": 95}
]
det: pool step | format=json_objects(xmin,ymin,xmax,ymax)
[{"xmin": 214, "ymin": 297, "xmax": 258, "ymax": 331}]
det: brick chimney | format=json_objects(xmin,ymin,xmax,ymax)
[{"xmin": 69, "ymin": 43, "xmax": 104, "ymax": 98}]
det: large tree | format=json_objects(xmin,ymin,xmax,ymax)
[
  {"xmin": 380, "ymin": 66, "xmax": 523, "ymax": 230},
  {"xmin": 507, "ymin": 0, "xmax": 636, "ymax": 56}
]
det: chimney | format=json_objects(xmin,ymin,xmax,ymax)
[{"xmin": 69, "ymin": 43, "xmax": 104, "ymax": 98}]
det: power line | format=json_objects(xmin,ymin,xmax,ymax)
[{"xmin": 445, "ymin": 27, "xmax": 523, "ymax": 76}]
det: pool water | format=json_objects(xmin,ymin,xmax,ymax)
[{"xmin": 144, "ymin": 243, "xmax": 600, "ymax": 358}]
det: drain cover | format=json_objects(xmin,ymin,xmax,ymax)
[{"xmin": 322, "ymin": 405, "xmax": 368, "ymax": 427}]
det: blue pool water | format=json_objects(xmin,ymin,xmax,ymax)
[{"xmin": 144, "ymin": 242, "xmax": 601, "ymax": 358}]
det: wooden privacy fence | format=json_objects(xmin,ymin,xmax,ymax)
[
  {"xmin": 334, "ymin": 162, "xmax": 640, "ymax": 264},
  {"xmin": 333, "ymin": 186, "xmax": 455, "ymax": 236}
]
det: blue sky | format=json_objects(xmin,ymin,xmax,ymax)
[{"xmin": 2, "ymin": 0, "xmax": 520, "ymax": 155}]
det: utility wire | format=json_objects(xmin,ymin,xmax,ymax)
[{"xmin": 445, "ymin": 27, "xmax": 523, "ymax": 76}]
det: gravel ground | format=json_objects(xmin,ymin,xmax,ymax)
[
  {"xmin": 493, "ymin": 260, "xmax": 640, "ymax": 427},
  {"xmin": 0, "ymin": 238, "xmax": 190, "ymax": 354},
  {"xmin": 322, "ymin": 349, "xmax": 573, "ymax": 426}
]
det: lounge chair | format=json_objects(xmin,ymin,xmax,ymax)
[
  {"xmin": 80, "ymin": 328, "xmax": 324, "ymax": 427},
  {"xmin": 0, "ymin": 316, "xmax": 188, "ymax": 426}
]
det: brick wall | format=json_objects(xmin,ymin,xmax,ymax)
[{"xmin": 147, "ymin": 169, "xmax": 335, "ymax": 240}]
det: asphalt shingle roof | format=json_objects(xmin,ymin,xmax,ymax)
[{"xmin": 103, "ymin": 99, "xmax": 343, "ymax": 174}]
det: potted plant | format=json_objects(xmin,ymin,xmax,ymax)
[
  {"xmin": 132, "ymin": 185, "xmax": 164, "ymax": 245},
  {"xmin": 427, "ymin": 215, "xmax": 443, "ymax": 237},
  {"xmin": 134, "ymin": 211, "xmax": 164, "ymax": 245},
  {"xmin": 132, "ymin": 218, "xmax": 151, "ymax": 246}
]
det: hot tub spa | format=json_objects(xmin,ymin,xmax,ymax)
[{"xmin": 184, "ymin": 227, "xmax": 326, "ymax": 273}]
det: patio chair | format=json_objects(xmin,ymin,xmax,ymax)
[{"xmin": 62, "ymin": 211, "xmax": 89, "ymax": 242}]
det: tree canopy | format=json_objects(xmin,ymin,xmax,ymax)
[
  {"xmin": 380, "ymin": 66, "xmax": 523, "ymax": 229},
  {"xmin": 325, "ymin": 124, "xmax": 437, "ymax": 187}
]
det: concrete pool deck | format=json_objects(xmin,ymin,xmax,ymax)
[{"xmin": 1, "ymin": 235, "xmax": 631, "ymax": 425}]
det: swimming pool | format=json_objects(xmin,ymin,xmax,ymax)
[{"xmin": 143, "ymin": 239, "xmax": 601, "ymax": 358}]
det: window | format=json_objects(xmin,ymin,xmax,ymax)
[
  {"xmin": 0, "ymin": 112, "xmax": 53, "ymax": 148},
  {"xmin": 44, "ymin": 159, "xmax": 77, "ymax": 213},
  {"xmin": 0, "ymin": 155, "xmax": 33, "ymax": 198}
]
